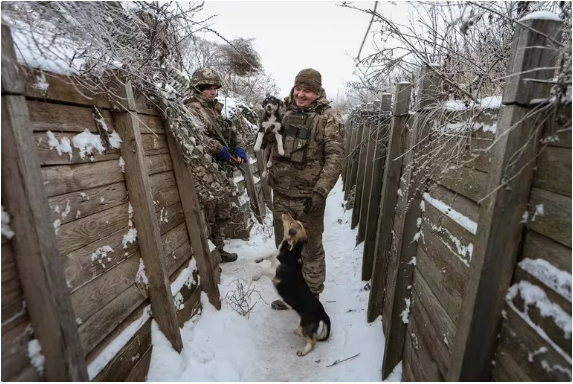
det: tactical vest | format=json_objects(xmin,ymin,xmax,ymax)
[{"xmin": 280, "ymin": 105, "xmax": 331, "ymax": 167}]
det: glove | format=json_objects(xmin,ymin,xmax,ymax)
[
  {"xmin": 304, "ymin": 193, "xmax": 326, "ymax": 214},
  {"xmin": 234, "ymin": 147, "xmax": 248, "ymax": 163},
  {"xmin": 216, "ymin": 146, "xmax": 231, "ymax": 162}
]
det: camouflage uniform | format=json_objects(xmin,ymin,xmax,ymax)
[
  {"xmin": 265, "ymin": 69, "xmax": 344, "ymax": 295},
  {"xmin": 187, "ymin": 69, "xmax": 245, "ymax": 253}
]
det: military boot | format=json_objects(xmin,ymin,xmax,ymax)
[{"xmin": 219, "ymin": 249, "xmax": 238, "ymax": 263}]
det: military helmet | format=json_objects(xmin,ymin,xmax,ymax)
[{"xmin": 191, "ymin": 68, "xmax": 222, "ymax": 89}]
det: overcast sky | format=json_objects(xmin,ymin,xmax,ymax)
[{"xmin": 197, "ymin": 1, "xmax": 410, "ymax": 100}]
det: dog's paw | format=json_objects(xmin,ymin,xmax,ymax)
[
  {"xmin": 278, "ymin": 148, "xmax": 285, "ymax": 156},
  {"xmin": 266, "ymin": 160, "xmax": 273, "ymax": 168},
  {"xmin": 296, "ymin": 350, "xmax": 307, "ymax": 357}
]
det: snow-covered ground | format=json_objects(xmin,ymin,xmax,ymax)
[{"xmin": 147, "ymin": 178, "xmax": 391, "ymax": 381}]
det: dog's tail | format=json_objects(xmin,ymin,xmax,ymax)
[{"xmin": 317, "ymin": 315, "xmax": 331, "ymax": 341}]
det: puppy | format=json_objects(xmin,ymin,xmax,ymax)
[
  {"xmin": 255, "ymin": 213, "xmax": 331, "ymax": 356},
  {"xmin": 253, "ymin": 95, "xmax": 284, "ymax": 178}
]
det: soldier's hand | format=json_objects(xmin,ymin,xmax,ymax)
[{"xmin": 304, "ymin": 193, "xmax": 326, "ymax": 214}]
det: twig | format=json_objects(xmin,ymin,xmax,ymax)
[{"xmin": 327, "ymin": 353, "xmax": 360, "ymax": 367}]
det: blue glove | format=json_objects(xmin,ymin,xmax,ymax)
[
  {"xmin": 234, "ymin": 147, "xmax": 248, "ymax": 163},
  {"xmin": 216, "ymin": 146, "xmax": 231, "ymax": 162}
]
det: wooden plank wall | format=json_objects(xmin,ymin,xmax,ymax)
[
  {"xmin": 491, "ymin": 107, "xmax": 572, "ymax": 382},
  {"xmin": 19, "ymin": 68, "xmax": 205, "ymax": 381}
]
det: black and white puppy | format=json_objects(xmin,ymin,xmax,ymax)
[
  {"xmin": 254, "ymin": 95, "xmax": 284, "ymax": 177},
  {"xmin": 253, "ymin": 213, "xmax": 331, "ymax": 356}
]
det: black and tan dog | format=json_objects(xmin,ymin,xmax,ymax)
[
  {"xmin": 253, "ymin": 213, "xmax": 331, "ymax": 356},
  {"xmin": 253, "ymin": 95, "xmax": 284, "ymax": 178}
]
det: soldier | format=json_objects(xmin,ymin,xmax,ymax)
[
  {"xmin": 263, "ymin": 68, "xmax": 344, "ymax": 309},
  {"xmin": 187, "ymin": 68, "xmax": 249, "ymax": 263}
]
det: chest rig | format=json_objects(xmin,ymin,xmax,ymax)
[{"xmin": 281, "ymin": 110, "xmax": 319, "ymax": 165}]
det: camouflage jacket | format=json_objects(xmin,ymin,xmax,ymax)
[
  {"xmin": 187, "ymin": 93, "xmax": 245, "ymax": 154},
  {"xmin": 266, "ymin": 89, "xmax": 344, "ymax": 199}
]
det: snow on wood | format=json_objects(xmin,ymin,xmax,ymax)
[
  {"xmin": 400, "ymin": 298, "xmax": 411, "ymax": 324},
  {"xmin": 90, "ymin": 245, "xmax": 114, "ymax": 265},
  {"xmin": 528, "ymin": 346, "xmax": 548, "ymax": 363},
  {"xmin": 519, "ymin": 11, "xmax": 561, "ymax": 22},
  {"xmin": 1, "ymin": 301, "xmax": 26, "ymax": 326},
  {"xmin": 1, "ymin": 205, "xmax": 15, "ymax": 239},
  {"xmin": 87, "ymin": 305, "xmax": 152, "ymax": 380},
  {"xmin": 170, "ymin": 258, "xmax": 198, "ymax": 296},
  {"xmin": 109, "ymin": 131, "xmax": 122, "ymax": 149},
  {"xmin": 423, "ymin": 192, "xmax": 477, "ymax": 234},
  {"xmin": 135, "ymin": 258, "xmax": 149, "ymax": 286},
  {"xmin": 506, "ymin": 280, "xmax": 572, "ymax": 339},
  {"xmin": 72, "ymin": 129, "xmax": 105, "ymax": 159},
  {"xmin": 31, "ymin": 72, "xmax": 49, "ymax": 93},
  {"xmin": 46, "ymin": 131, "xmax": 73, "ymax": 159},
  {"xmin": 27, "ymin": 339, "xmax": 46, "ymax": 376},
  {"xmin": 383, "ymin": 361, "xmax": 403, "ymax": 382},
  {"xmin": 519, "ymin": 258, "xmax": 572, "ymax": 302},
  {"xmin": 122, "ymin": 203, "xmax": 137, "ymax": 248},
  {"xmin": 119, "ymin": 156, "xmax": 125, "ymax": 173},
  {"xmin": 429, "ymin": 222, "xmax": 473, "ymax": 266},
  {"xmin": 444, "ymin": 96, "xmax": 502, "ymax": 111}
]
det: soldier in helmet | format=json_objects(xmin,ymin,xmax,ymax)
[
  {"xmin": 188, "ymin": 68, "xmax": 249, "ymax": 263},
  {"xmin": 262, "ymin": 68, "xmax": 344, "ymax": 309}
]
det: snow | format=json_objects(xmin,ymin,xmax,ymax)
[
  {"xmin": 444, "ymin": 96, "xmax": 502, "ymax": 111},
  {"xmin": 31, "ymin": 73, "xmax": 49, "ymax": 93},
  {"xmin": 28, "ymin": 339, "xmax": 46, "ymax": 375},
  {"xmin": 147, "ymin": 178, "xmax": 385, "ymax": 381},
  {"xmin": 429, "ymin": 222, "xmax": 473, "ymax": 266},
  {"xmin": 519, "ymin": 258, "xmax": 571, "ymax": 302},
  {"xmin": 88, "ymin": 306, "xmax": 152, "ymax": 380},
  {"xmin": 109, "ymin": 131, "xmax": 123, "ymax": 149},
  {"xmin": 383, "ymin": 361, "xmax": 403, "ymax": 381},
  {"xmin": 46, "ymin": 131, "xmax": 73, "ymax": 159},
  {"xmin": 400, "ymin": 298, "xmax": 411, "ymax": 324},
  {"xmin": 2, "ymin": 206, "xmax": 15, "ymax": 239},
  {"xmin": 136, "ymin": 258, "xmax": 149, "ymax": 286},
  {"xmin": 506, "ymin": 281, "xmax": 571, "ymax": 339},
  {"xmin": 532, "ymin": 204, "xmax": 544, "ymax": 221},
  {"xmin": 72, "ymin": 129, "xmax": 105, "ymax": 159},
  {"xmin": 122, "ymin": 228, "xmax": 137, "ymax": 249},
  {"xmin": 528, "ymin": 346, "xmax": 548, "ymax": 362},
  {"xmin": 90, "ymin": 245, "xmax": 114, "ymax": 263},
  {"xmin": 423, "ymin": 192, "xmax": 477, "ymax": 234},
  {"xmin": 519, "ymin": 11, "xmax": 561, "ymax": 22},
  {"xmin": 170, "ymin": 258, "xmax": 198, "ymax": 296},
  {"xmin": 119, "ymin": 156, "xmax": 126, "ymax": 173},
  {"xmin": 53, "ymin": 219, "xmax": 61, "ymax": 235}
]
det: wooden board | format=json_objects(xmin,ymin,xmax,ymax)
[
  {"xmin": 165, "ymin": 236, "xmax": 193, "ymax": 278},
  {"xmin": 521, "ymin": 229, "xmax": 571, "ymax": 274},
  {"xmin": 35, "ymin": 131, "xmax": 120, "ymax": 166},
  {"xmin": 135, "ymin": 114, "xmax": 165, "ymax": 135},
  {"xmin": 357, "ymin": 124, "xmax": 378, "ymax": 242},
  {"xmin": 412, "ymin": 269, "xmax": 456, "ymax": 378},
  {"xmin": 492, "ymin": 345, "xmax": 532, "ymax": 382},
  {"xmin": 141, "ymin": 133, "xmax": 170, "ymax": 156},
  {"xmin": 403, "ymin": 313, "xmax": 444, "ymax": 381},
  {"xmin": 42, "ymin": 159, "xmax": 125, "ymax": 197},
  {"xmin": 146, "ymin": 153, "xmax": 174, "ymax": 175},
  {"xmin": 23, "ymin": 68, "xmax": 111, "ymax": 108},
  {"xmin": 526, "ymin": 187, "xmax": 572, "ymax": 248},
  {"xmin": 48, "ymin": 181, "xmax": 128, "ymax": 227},
  {"xmin": 427, "ymin": 184, "xmax": 480, "ymax": 224},
  {"xmin": 533, "ymin": 146, "xmax": 571, "ymax": 196},
  {"xmin": 28, "ymin": 100, "xmax": 114, "ymax": 133},
  {"xmin": 135, "ymin": 94, "xmax": 161, "ymax": 116},
  {"xmin": 125, "ymin": 347, "xmax": 152, "ymax": 382},
  {"xmin": 435, "ymin": 166, "xmax": 488, "ymax": 203},
  {"xmin": 1, "ymin": 316, "xmax": 37, "ymax": 381},
  {"xmin": 56, "ymin": 202, "xmax": 130, "ymax": 256},
  {"xmin": 351, "ymin": 123, "xmax": 369, "ymax": 229}
]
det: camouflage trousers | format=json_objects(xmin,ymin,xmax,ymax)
[
  {"xmin": 272, "ymin": 192, "xmax": 326, "ymax": 295},
  {"xmin": 203, "ymin": 196, "xmax": 231, "ymax": 250}
]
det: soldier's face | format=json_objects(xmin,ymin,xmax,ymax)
[
  {"xmin": 202, "ymin": 86, "xmax": 218, "ymax": 100},
  {"xmin": 293, "ymin": 86, "xmax": 318, "ymax": 108}
]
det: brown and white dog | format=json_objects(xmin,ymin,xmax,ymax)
[
  {"xmin": 253, "ymin": 213, "xmax": 331, "ymax": 356},
  {"xmin": 253, "ymin": 95, "xmax": 284, "ymax": 178}
]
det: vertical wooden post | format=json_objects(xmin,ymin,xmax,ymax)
[
  {"xmin": 344, "ymin": 116, "xmax": 359, "ymax": 200},
  {"xmin": 1, "ymin": 25, "xmax": 89, "ymax": 381},
  {"xmin": 255, "ymin": 149, "xmax": 273, "ymax": 211},
  {"xmin": 361, "ymin": 94, "xmax": 393, "ymax": 278},
  {"xmin": 341, "ymin": 116, "xmax": 352, "ymax": 188},
  {"xmin": 350, "ymin": 103, "xmax": 373, "ymax": 229},
  {"xmin": 242, "ymin": 160, "xmax": 264, "ymax": 224},
  {"xmin": 113, "ymin": 82, "xmax": 183, "ymax": 353},
  {"xmin": 164, "ymin": 125, "xmax": 222, "ymax": 310},
  {"xmin": 381, "ymin": 66, "xmax": 441, "ymax": 378},
  {"xmin": 366, "ymin": 82, "xmax": 413, "ymax": 322},
  {"xmin": 447, "ymin": 16, "xmax": 563, "ymax": 381}
]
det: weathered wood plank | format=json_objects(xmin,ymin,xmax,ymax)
[
  {"xmin": 114, "ymin": 85, "xmax": 183, "ymax": 353},
  {"xmin": 427, "ymin": 184, "xmax": 480, "ymax": 224},
  {"xmin": 343, "ymin": 120, "xmax": 358, "ymax": 200},
  {"xmin": 2, "ymin": 82, "xmax": 88, "ymax": 381},
  {"xmin": 403, "ymin": 313, "xmax": 444, "ymax": 381},
  {"xmin": 521, "ymin": 229, "xmax": 571, "ymax": 274},
  {"xmin": 136, "ymin": 114, "xmax": 165, "ymax": 134},
  {"xmin": 435, "ymin": 166, "xmax": 488, "ymax": 203},
  {"xmin": 125, "ymin": 347, "xmax": 152, "ymax": 382},
  {"xmin": 347, "ymin": 121, "xmax": 364, "ymax": 201},
  {"xmin": 135, "ymin": 93, "xmax": 161, "ymax": 116},
  {"xmin": 166, "ymin": 240, "xmax": 193, "ymax": 284},
  {"xmin": 1, "ymin": 318, "xmax": 37, "ymax": 381},
  {"xmin": 177, "ymin": 284, "xmax": 202, "ymax": 327},
  {"xmin": 357, "ymin": 121, "xmax": 378, "ymax": 242},
  {"xmin": 35, "ymin": 131, "xmax": 120, "ymax": 166},
  {"xmin": 412, "ymin": 269, "xmax": 455, "ymax": 378},
  {"xmin": 526, "ymin": 187, "xmax": 572, "ymax": 248},
  {"xmin": 351, "ymin": 121, "xmax": 369, "ymax": 229},
  {"xmin": 56, "ymin": 202, "xmax": 129, "ymax": 256},
  {"xmin": 165, "ymin": 124, "xmax": 221, "ymax": 310},
  {"xmin": 492, "ymin": 345, "xmax": 532, "ymax": 382},
  {"xmin": 141, "ymin": 133, "xmax": 169, "ymax": 156},
  {"xmin": 92, "ymin": 319, "xmax": 152, "ymax": 382},
  {"xmin": 146, "ymin": 153, "xmax": 173, "ymax": 175},
  {"xmin": 49, "ymin": 181, "xmax": 128, "ymax": 226},
  {"xmin": 157, "ymin": 201, "xmax": 185, "ymax": 235},
  {"xmin": 23, "ymin": 68, "xmax": 111, "ymax": 108},
  {"xmin": 533, "ymin": 146, "xmax": 571, "ymax": 196},
  {"xmin": 42, "ymin": 159, "xmax": 125, "ymax": 197},
  {"xmin": 2, "ymin": 25, "xmax": 24, "ymax": 94},
  {"xmin": 27, "ymin": 100, "xmax": 115, "ymax": 133},
  {"xmin": 495, "ymin": 305, "xmax": 571, "ymax": 381}
]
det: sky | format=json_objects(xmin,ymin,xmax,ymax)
[{"xmin": 197, "ymin": 1, "xmax": 410, "ymax": 100}]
